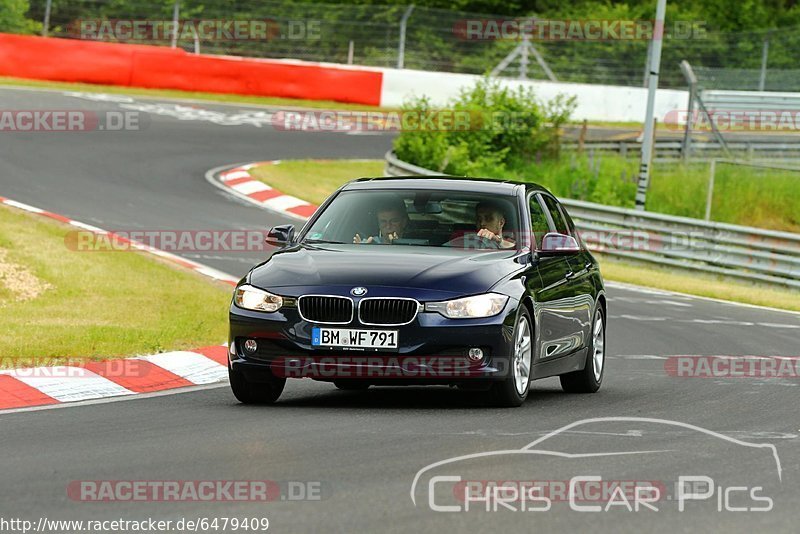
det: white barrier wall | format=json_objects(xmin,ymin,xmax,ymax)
[
  {"xmin": 198, "ymin": 53, "xmax": 689, "ymax": 123},
  {"xmin": 379, "ymin": 67, "xmax": 689, "ymax": 123}
]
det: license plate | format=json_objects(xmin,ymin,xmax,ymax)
[{"xmin": 312, "ymin": 328, "xmax": 398, "ymax": 349}]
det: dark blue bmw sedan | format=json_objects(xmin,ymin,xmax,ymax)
[{"xmin": 228, "ymin": 177, "xmax": 606, "ymax": 407}]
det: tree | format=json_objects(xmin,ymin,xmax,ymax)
[{"xmin": 0, "ymin": 0, "xmax": 39, "ymax": 34}]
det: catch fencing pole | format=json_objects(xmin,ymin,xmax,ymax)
[{"xmin": 635, "ymin": 0, "xmax": 667, "ymax": 211}]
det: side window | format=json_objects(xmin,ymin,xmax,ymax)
[
  {"xmin": 542, "ymin": 195, "xmax": 569, "ymax": 235},
  {"xmin": 528, "ymin": 195, "xmax": 550, "ymax": 248},
  {"xmin": 561, "ymin": 207, "xmax": 588, "ymax": 250},
  {"xmin": 561, "ymin": 205, "xmax": 578, "ymax": 237}
]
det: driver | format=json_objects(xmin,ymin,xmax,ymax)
[
  {"xmin": 474, "ymin": 200, "xmax": 515, "ymax": 249},
  {"xmin": 353, "ymin": 198, "xmax": 410, "ymax": 244}
]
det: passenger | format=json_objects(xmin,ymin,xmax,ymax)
[
  {"xmin": 353, "ymin": 198, "xmax": 410, "ymax": 244},
  {"xmin": 475, "ymin": 200, "xmax": 516, "ymax": 249}
]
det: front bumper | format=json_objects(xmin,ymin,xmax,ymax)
[{"xmin": 228, "ymin": 298, "xmax": 520, "ymax": 384}]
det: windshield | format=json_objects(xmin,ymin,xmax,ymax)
[{"xmin": 302, "ymin": 189, "xmax": 522, "ymax": 250}]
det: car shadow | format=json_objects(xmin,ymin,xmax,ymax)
[{"xmin": 247, "ymin": 384, "xmax": 573, "ymax": 411}]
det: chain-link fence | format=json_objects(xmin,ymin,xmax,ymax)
[
  {"xmin": 22, "ymin": 0, "xmax": 800, "ymax": 90},
  {"xmin": 693, "ymin": 67, "xmax": 800, "ymax": 92}
]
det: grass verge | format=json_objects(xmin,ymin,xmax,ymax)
[
  {"xmin": 0, "ymin": 76, "xmax": 385, "ymax": 112},
  {"xmin": 596, "ymin": 254, "xmax": 800, "ymax": 312},
  {"xmin": 249, "ymin": 159, "xmax": 799, "ymax": 311},
  {"xmin": 0, "ymin": 204, "xmax": 231, "ymax": 365},
  {"xmin": 397, "ymin": 150, "xmax": 800, "ymax": 233},
  {"xmin": 528, "ymin": 155, "xmax": 800, "ymax": 233},
  {"xmin": 249, "ymin": 159, "xmax": 385, "ymax": 206},
  {"xmin": 255, "ymin": 155, "xmax": 800, "ymax": 232}
]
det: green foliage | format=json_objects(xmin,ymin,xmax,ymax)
[
  {"xmin": 393, "ymin": 78, "xmax": 575, "ymax": 175},
  {"xmin": 14, "ymin": 1, "xmax": 800, "ymax": 87},
  {"xmin": 396, "ymin": 149, "xmax": 800, "ymax": 232},
  {"xmin": 0, "ymin": 0, "xmax": 39, "ymax": 33},
  {"xmin": 493, "ymin": 151, "xmax": 640, "ymax": 208}
]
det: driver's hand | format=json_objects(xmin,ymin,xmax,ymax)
[
  {"xmin": 386, "ymin": 231, "xmax": 399, "ymax": 244},
  {"xmin": 353, "ymin": 234, "xmax": 374, "ymax": 244},
  {"xmin": 477, "ymin": 228, "xmax": 501, "ymax": 244}
]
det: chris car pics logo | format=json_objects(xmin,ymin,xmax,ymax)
[{"xmin": 411, "ymin": 417, "xmax": 781, "ymax": 514}]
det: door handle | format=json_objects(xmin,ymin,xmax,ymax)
[
  {"xmin": 585, "ymin": 262, "xmax": 594, "ymax": 271},
  {"xmin": 565, "ymin": 271, "xmax": 576, "ymax": 280}
]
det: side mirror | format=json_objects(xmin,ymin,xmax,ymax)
[
  {"xmin": 540, "ymin": 232, "xmax": 580, "ymax": 255},
  {"xmin": 265, "ymin": 224, "xmax": 295, "ymax": 247}
]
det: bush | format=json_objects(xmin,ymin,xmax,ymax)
[
  {"xmin": 0, "ymin": 0, "xmax": 40, "ymax": 34},
  {"xmin": 393, "ymin": 78, "xmax": 575, "ymax": 176}
]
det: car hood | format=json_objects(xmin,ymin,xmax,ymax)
[{"xmin": 248, "ymin": 243, "xmax": 524, "ymax": 298}]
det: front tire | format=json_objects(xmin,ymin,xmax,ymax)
[
  {"xmin": 489, "ymin": 306, "xmax": 533, "ymax": 407},
  {"xmin": 229, "ymin": 368, "xmax": 286, "ymax": 404},
  {"xmin": 560, "ymin": 305, "xmax": 605, "ymax": 393}
]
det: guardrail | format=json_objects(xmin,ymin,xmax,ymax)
[
  {"xmin": 561, "ymin": 140, "xmax": 800, "ymax": 161},
  {"xmin": 701, "ymin": 90, "xmax": 800, "ymax": 112},
  {"xmin": 385, "ymin": 150, "xmax": 800, "ymax": 289}
]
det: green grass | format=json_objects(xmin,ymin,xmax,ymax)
[
  {"xmin": 249, "ymin": 157, "xmax": 800, "ymax": 233},
  {"xmin": 597, "ymin": 253, "xmax": 800, "ymax": 312},
  {"xmin": 566, "ymin": 120, "xmax": 676, "ymax": 131},
  {"xmin": 478, "ymin": 154, "xmax": 800, "ymax": 233},
  {"xmin": 0, "ymin": 204, "xmax": 231, "ymax": 365},
  {"xmin": 249, "ymin": 159, "xmax": 385, "ymax": 206},
  {"xmin": 0, "ymin": 76, "xmax": 385, "ymax": 112},
  {"xmin": 249, "ymin": 158, "xmax": 799, "ymax": 311}
]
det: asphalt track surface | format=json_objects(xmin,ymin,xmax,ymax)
[{"xmin": 1, "ymin": 87, "xmax": 799, "ymax": 533}]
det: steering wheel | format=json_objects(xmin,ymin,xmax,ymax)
[{"xmin": 444, "ymin": 234, "xmax": 500, "ymax": 250}]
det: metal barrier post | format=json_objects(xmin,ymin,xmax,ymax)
[
  {"xmin": 42, "ymin": 0, "xmax": 52, "ymax": 37},
  {"xmin": 705, "ymin": 159, "xmax": 716, "ymax": 221},
  {"xmin": 397, "ymin": 5, "xmax": 415, "ymax": 69},
  {"xmin": 634, "ymin": 0, "xmax": 667, "ymax": 211},
  {"xmin": 191, "ymin": 23, "xmax": 199, "ymax": 54},
  {"xmin": 680, "ymin": 60, "xmax": 697, "ymax": 162},
  {"xmin": 170, "ymin": 1, "xmax": 180, "ymax": 49},
  {"xmin": 759, "ymin": 35, "xmax": 770, "ymax": 91}
]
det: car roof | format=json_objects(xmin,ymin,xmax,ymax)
[{"xmin": 343, "ymin": 176, "xmax": 550, "ymax": 195}]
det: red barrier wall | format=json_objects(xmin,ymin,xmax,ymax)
[{"xmin": 0, "ymin": 34, "xmax": 383, "ymax": 105}]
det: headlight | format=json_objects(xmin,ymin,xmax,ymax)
[
  {"xmin": 425, "ymin": 293, "xmax": 508, "ymax": 319},
  {"xmin": 234, "ymin": 284, "xmax": 283, "ymax": 312}
]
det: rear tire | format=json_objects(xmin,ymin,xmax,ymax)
[
  {"xmin": 488, "ymin": 306, "xmax": 533, "ymax": 407},
  {"xmin": 560, "ymin": 305, "xmax": 605, "ymax": 393},
  {"xmin": 334, "ymin": 379, "xmax": 370, "ymax": 391},
  {"xmin": 229, "ymin": 368, "xmax": 285, "ymax": 404}
]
